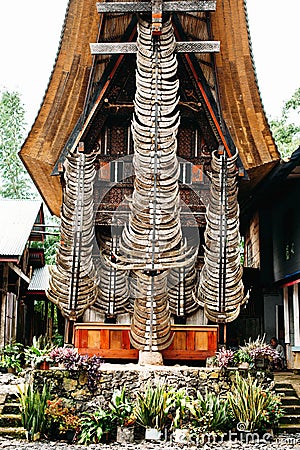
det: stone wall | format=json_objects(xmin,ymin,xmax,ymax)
[{"xmin": 27, "ymin": 364, "xmax": 233, "ymax": 414}]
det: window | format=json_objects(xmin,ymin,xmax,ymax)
[
  {"xmin": 110, "ymin": 161, "xmax": 124, "ymax": 182},
  {"xmin": 179, "ymin": 162, "xmax": 192, "ymax": 184}
]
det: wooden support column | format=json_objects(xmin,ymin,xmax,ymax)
[
  {"xmin": 64, "ymin": 320, "xmax": 75, "ymax": 345},
  {"xmin": 293, "ymin": 283, "xmax": 300, "ymax": 347},
  {"xmin": 283, "ymin": 286, "xmax": 290, "ymax": 344}
]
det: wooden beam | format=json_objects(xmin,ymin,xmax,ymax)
[
  {"xmin": 96, "ymin": 1, "xmax": 216, "ymax": 13},
  {"xmin": 8, "ymin": 263, "xmax": 30, "ymax": 284},
  {"xmin": 90, "ymin": 41, "xmax": 220, "ymax": 55}
]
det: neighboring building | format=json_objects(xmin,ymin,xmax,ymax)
[
  {"xmin": 0, "ymin": 200, "xmax": 44, "ymax": 346},
  {"xmin": 19, "ymin": 1, "xmax": 280, "ymax": 358},
  {"xmin": 241, "ymin": 147, "xmax": 300, "ymax": 368}
]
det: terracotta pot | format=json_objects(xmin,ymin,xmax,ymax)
[{"xmin": 39, "ymin": 361, "xmax": 50, "ymax": 370}]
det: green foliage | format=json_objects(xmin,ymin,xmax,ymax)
[
  {"xmin": 168, "ymin": 388, "xmax": 191, "ymax": 429},
  {"xmin": 134, "ymin": 383, "xmax": 171, "ymax": 430},
  {"xmin": 188, "ymin": 389, "xmax": 229, "ymax": 434},
  {"xmin": 233, "ymin": 349, "xmax": 253, "ymax": 366},
  {"xmin": 227, "ymin": 372, "xmax": 284, "ymax": 432},
  {"xmin": 30, "ymin": 214, "xmax": 60, "ymax": 265},
  {"xmin": 0, "ymin": 90, "xmax": 36, "ymax": 198},
  {"xmin": 109, "ymin": 387, "xmax": 136, "ymax": 427},
  {"xmin": 24, "ymin": 335, "xmax": 54, "ymax": 368},
  {"xmin": 17, "ymin": 382, "xmax": 50, "ymax": 441},
  {"xmin": 270, "ymin": 86, "xmax": 300, "ymax": 158},
  {"xmin": 0, "ymin": 342, "xmax": 24, "ymax": 373},
  {"xmin": 78, "ymin": 409, "xmax": 112, "ymax": 444}
]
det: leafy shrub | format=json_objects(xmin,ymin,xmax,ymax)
[
  {"xmin": 188, "ymin": 389, "xmax": 230, "ymax": 434},
  {"xmin": 109, "ymin": 387, "xmax": 135, "ymax": 427},
  {"xmin": 24, "ymin": 335, "xmax": 54, "ymax": 368},
  {"xmin": 0, "ymin": 342, "xmax": 23, "ymax": 372},
  {"xmin": 78, "ymin": 409, "xmax": 112, "ymax": 444},
  {"xmin": 167, "ymin": 387, "xmax": 191, "ymax": 429}
]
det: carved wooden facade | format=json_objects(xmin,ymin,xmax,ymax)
[{"xmin": 20, "ymin": 1, "xmax": 280, "ymax": 354}]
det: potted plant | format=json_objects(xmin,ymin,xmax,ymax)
[
  {"xmin": 17, "ymin": 381, "xmax": 50, "ymax": 441},
  {"xmin": 215, "ymin": 347, "xmax": 235, "ymax": 369},
  {"xmin": 188, "ymin": 389, "xmax": 230, "ymax": 439},
  {"xmin": 77, "ymin": 409, "xmax": 112, "ymax": 444},
  {"xmin": 0, "ymin": 342, "xmax": 23, "ymax": 373},
  {"xmin": 239, "ymin": 335, "xmax": 280, "ymax": 370},
  {"xmin": 134, "ymin": 383, "xmax": 170, "ymax": 441},
  {"xmin": 24, "ymin": 335, "xmax": 54, "ymax": 369},
  {"xmin": 227, "ymin": 371, "xmax": 284, "ymax": 434},
  {"xmin": 109, "ymin": 387, "xmax": 136, "ymax": 443},
  {"xmin": 49, "ymin": 347, "xmax": 103, "ymax": 393},
  {"xmin": 168, "ymin": 388, "xmax": 191, "ymax": 443},
  {"xmin": 233, "ymin": 349, "xmax": 253, "ymax": 369},
  {"xmin": 45, "ymin": 398, "xmax": 80, "ymax": 442}
]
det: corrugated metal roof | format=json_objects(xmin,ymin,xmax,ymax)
[
  {"xmin": 0, "ymin": 199, "xmax": 43, "ymax": 258},
  {"xmin": 28, "ymin": 265, "xmax": 50, "ymax": 292}
]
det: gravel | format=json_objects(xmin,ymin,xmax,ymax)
[{"xmin": 0, "ymin": 434, "xmax": 300, "ymax": 450}]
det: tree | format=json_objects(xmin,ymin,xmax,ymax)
[
  {"xmin": 270, "ymin": 87, "xmax": 300, "ymax": 158},
  {"xmin": 0, "ymin": 90, "xmax": 37, "ymax": 198}
]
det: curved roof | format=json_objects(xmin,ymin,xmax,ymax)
[{"xmin": 20, "ymin": 0, "xmax": 280, "ymax": 216}]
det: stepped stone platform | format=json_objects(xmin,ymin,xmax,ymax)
[{"xmin": 0, "ymin": 370, "xmax": 299, "ymax": 447}]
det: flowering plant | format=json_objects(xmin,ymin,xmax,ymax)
[
  {"xmin": 49, "ymin": 347, "xmax": 80, "ymax": 370},
  {"xmin": 50, "ymin": 347, "xmax": 103, "ymax": 393},
  {"xmin": 216, "ymin": 347, "xmax": 234, "ymax": 368},
  {"xmin": 216, "ymin": 335, "xmax": 281, "ymax": 369},
  {"xmin": 239, "ymin": 335, "xmax": 280, "ymax": 366}
]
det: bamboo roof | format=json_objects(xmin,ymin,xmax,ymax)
[{"xmin": 19, "ymin": 0, "xmax": 280, "ymax": 216}]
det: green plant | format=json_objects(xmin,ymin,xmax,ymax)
[
  {"xmin": 109, "ymin": 387, "xmax": 135, "ymax": 427},
  {"xmin": 77, "ymin": 409, "xmax": 112, "ymax": 444},
  {"xmin": 17, "ymin": 382, "xmax": 50, "ymax": 441},
  {"xmin": 134, "ymin": 383, "xmax": 171, "ymax": 431},
  {"xmin": 0, "ymin": 342, "xmax": 23, "ymax": 373},
  {"xmin": 24, "ymin": 335, "xmax": 54, "ymax": 368},
  {"xmin": 168, "ymin": 388, "xmax": 191, "ymax": 429},
  {"xmin": 188, "ymin": 389, "xmax": 229, "ymax": 434},
  {"xmin": 227, "ymin": 372, "xmax": 284, "ymax": 432},
  {"xmin": 233, "ymin": 349, "xmax": 253, "ymax": 366}
]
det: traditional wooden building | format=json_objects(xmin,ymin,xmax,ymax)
[
  {"xmin": 241, "ymin": 147, "xmax": 300, "ymax": 368},
  {"xmin": 20, "ymin": 0, "xmax": 280, "ymax": 362},
  {"xmin": 0, "ymin": 200, "xmax": 44, "ymax": 346}
]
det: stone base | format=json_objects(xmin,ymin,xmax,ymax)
[{"xmin": 139, "ymin": 351, "xmax": 164, "ymax": 366}]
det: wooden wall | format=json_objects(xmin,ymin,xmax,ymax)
[
  {"xmin": 244, "ymin": 211, "xmax": 260, "ymax": 269},
  {"xmin": 74, "ymin": 323, "xmax": 218, "ymax": 361}
]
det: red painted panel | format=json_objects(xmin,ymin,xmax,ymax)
[
  {"xmin": 100, "ymin": 329, "xmax": 110, "ymax": 349},
  {"xmin": 186, "ymin": 331, "xmax": 195, "ymax": 351}
]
